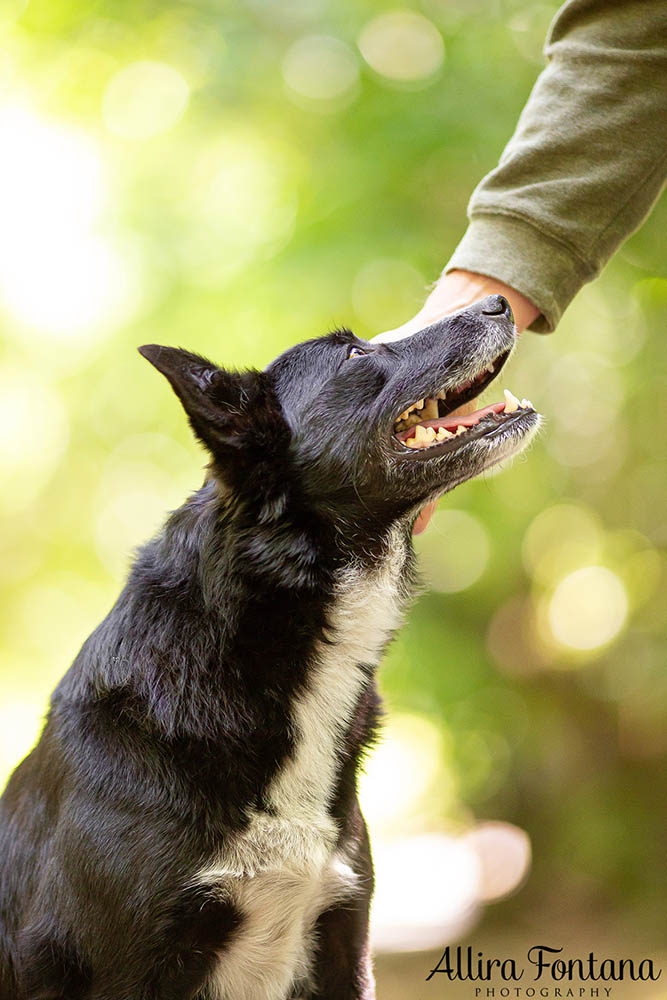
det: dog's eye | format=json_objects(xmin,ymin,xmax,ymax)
[{"xmin": 347, "ymin": 346, "xmax": 367, "ymax": 359}]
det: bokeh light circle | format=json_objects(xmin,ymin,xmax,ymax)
[
  {"xmin": 102, "ymin": 61, "xmax": 189, "ymax": 140},
  {"xmin": 463, "ymin": 821, "xmax": 532, "ymax": 901},
  {"xmin": 358, "ymin": 11, "xmax": 444, "ymax": 85},
  {"xmin": 548, "ymin": 566, "xmax": 628, "ymax": 651},
  {"xmin": 282, "ymin": 35, "xmax": 359, "ymax": 105},
  {"xmin": 522, "ymin": 503, "xmax": 603, "ymax": 587},
  {"xmin": 415, "ymin": 509, "xmax": 490, "ymax": 593},
  {"xmin": 371, "ymin": 834, "xmax": 480, "ymax": 952}
]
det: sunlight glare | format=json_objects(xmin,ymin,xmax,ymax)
[
  {"xmin": 0, "ymin": 103, "xmax": 133, "ymax": 340},
  {"xmin": 359, "ymin": 712, "xmax": 452, "ymax": 831}
]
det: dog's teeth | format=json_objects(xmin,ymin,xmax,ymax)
[
  {"xmin": 404, "ymin": 399, "xmax": 425, "ymax": 417},
  {"xmin": 520, "ymin": 398, "xmax": 533, "ymax": 409},
  {"xmin": 422, "ymin": 398, "xmax": 439, "ymax": 420},
  {"xmin": 405, "ymin": 423, "xmax": 455, "ymax": 448},
  {"xmin": 404, "ymin": 425, "xmax": 430, "ymax": 448},
  {"xmin": 455, "ymin": 425, "xmax": 467, "ymax": 435},
  {"xmin": 404, "ymin": 425, "xmax": 438, "ymax": 449},
  {"xmin": 503, "ymin": 389, "xmax": 520, "ymax": 413}
]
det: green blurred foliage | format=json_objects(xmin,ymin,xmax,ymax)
[{"xmin": 0, "ymin": 0, "xmax": 665, "ymax": 942}]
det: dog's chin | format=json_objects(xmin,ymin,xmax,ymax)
[
  {"xmin": 441, "ymin": 408, "xmax": 541, "ymax": 484},
  {"xmin": 397, "ymin": 408, "xmax": 542, "ymax": 509}
]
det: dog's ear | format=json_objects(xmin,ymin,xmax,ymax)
[{"xmin": 138, "ymin": 345, "xmax": 290, "ymax": 480}]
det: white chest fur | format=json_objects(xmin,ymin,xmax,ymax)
[
  {"xmin": 201, "ymin": 537, "xmax": 407, "ymax": 1000},
  {"xmin": 266, "ymin": 540, "xmax": 405, "ymax": 823}
]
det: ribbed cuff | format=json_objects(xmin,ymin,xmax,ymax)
[{"xmin": 444, "ymin": 214, "xmax": 592, "ymax": 333}]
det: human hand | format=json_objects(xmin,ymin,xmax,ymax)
[
  {"xmin": 375, "ymin": 269, "xmax": 540, "ymax": 341},
  {"xmin": 372, "ymin": 270, "xmax": 540, "ymax": 534}
]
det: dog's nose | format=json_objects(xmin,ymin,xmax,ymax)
[{"xmin": 480, "ymin": 294, "xmax": 513, "ymax": 320}]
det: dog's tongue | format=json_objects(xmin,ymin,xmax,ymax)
[
  {"xmin": 414, "ymin": 502, "xmax": 438, "ymax": 535},
  {"xmin": 398, "ymin": 401, "xmax": 506, "ymax": 442}
]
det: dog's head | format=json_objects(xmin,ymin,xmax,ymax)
[{"xmin": 140, "ymin": 296, "xmax": 540, "ymax": 538}]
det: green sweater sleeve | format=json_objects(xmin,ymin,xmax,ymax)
[{"xmin": 445, "ymin": 0, "xmax": 667, "ymax": 332}]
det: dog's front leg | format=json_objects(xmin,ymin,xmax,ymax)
[
  {"xmin": 308, "ymin": 909, "xmax": 375, "ymax": 1000},
  {"xmin": 308, "ymin": 808, "xmax": 376, "ymax": 1000}
]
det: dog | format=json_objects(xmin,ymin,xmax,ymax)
[{"xmin": 0, "ymin": 294, "xmax": 539, "ymax": 1000}]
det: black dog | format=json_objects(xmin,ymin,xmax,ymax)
[{"xmin": 0, "ymin": 296, "xmax": 539, "ymax": 1000}]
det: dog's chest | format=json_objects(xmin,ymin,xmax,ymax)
[
  {"xmin": 202, "ymin": 548, "xmax": 406, "ymax": 1000},
  {"xmin": 202, "ymin": 817, "xmax": 354, "ymax": 1000},
  {"xmin": 265, "ymin": 552, "xmax": 405, "ymax": 823}
]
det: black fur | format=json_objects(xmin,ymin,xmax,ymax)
[{"xmin": 0, "ymin": 298, "xmax": 538, "ymax": 999}]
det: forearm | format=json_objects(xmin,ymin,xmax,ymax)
[{"xmin": 446, "ymin": 0, "xmax": 667, "ymax": 332}]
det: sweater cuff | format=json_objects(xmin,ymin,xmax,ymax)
[{"xmin": 444, "ymin": 214, "xmax": 591, "ymax": 333}]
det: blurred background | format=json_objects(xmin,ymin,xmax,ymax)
[{"xmin": 1, "ymin": 0, "xmax": 665, "ymax": 994}]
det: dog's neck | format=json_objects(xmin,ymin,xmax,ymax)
[
  {"xmin": 52, "ymin": 484, "xmax": 414, "ymax": 835},
  {"xmin": 63, "ymin": 485, "xmax": 414, "ymax": 802},
  {"xmin": 263, "ymin": 535, "xmax": 408, "ymax": 826}
]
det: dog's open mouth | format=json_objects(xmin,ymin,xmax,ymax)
[{"xmin": 392, "ymin": 348, "xmax": 535, "ymax": 453}]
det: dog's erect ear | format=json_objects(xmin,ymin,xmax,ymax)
[{"xmin": 138, "ymin": 345, "xmax": 289, "ymax": 473}]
